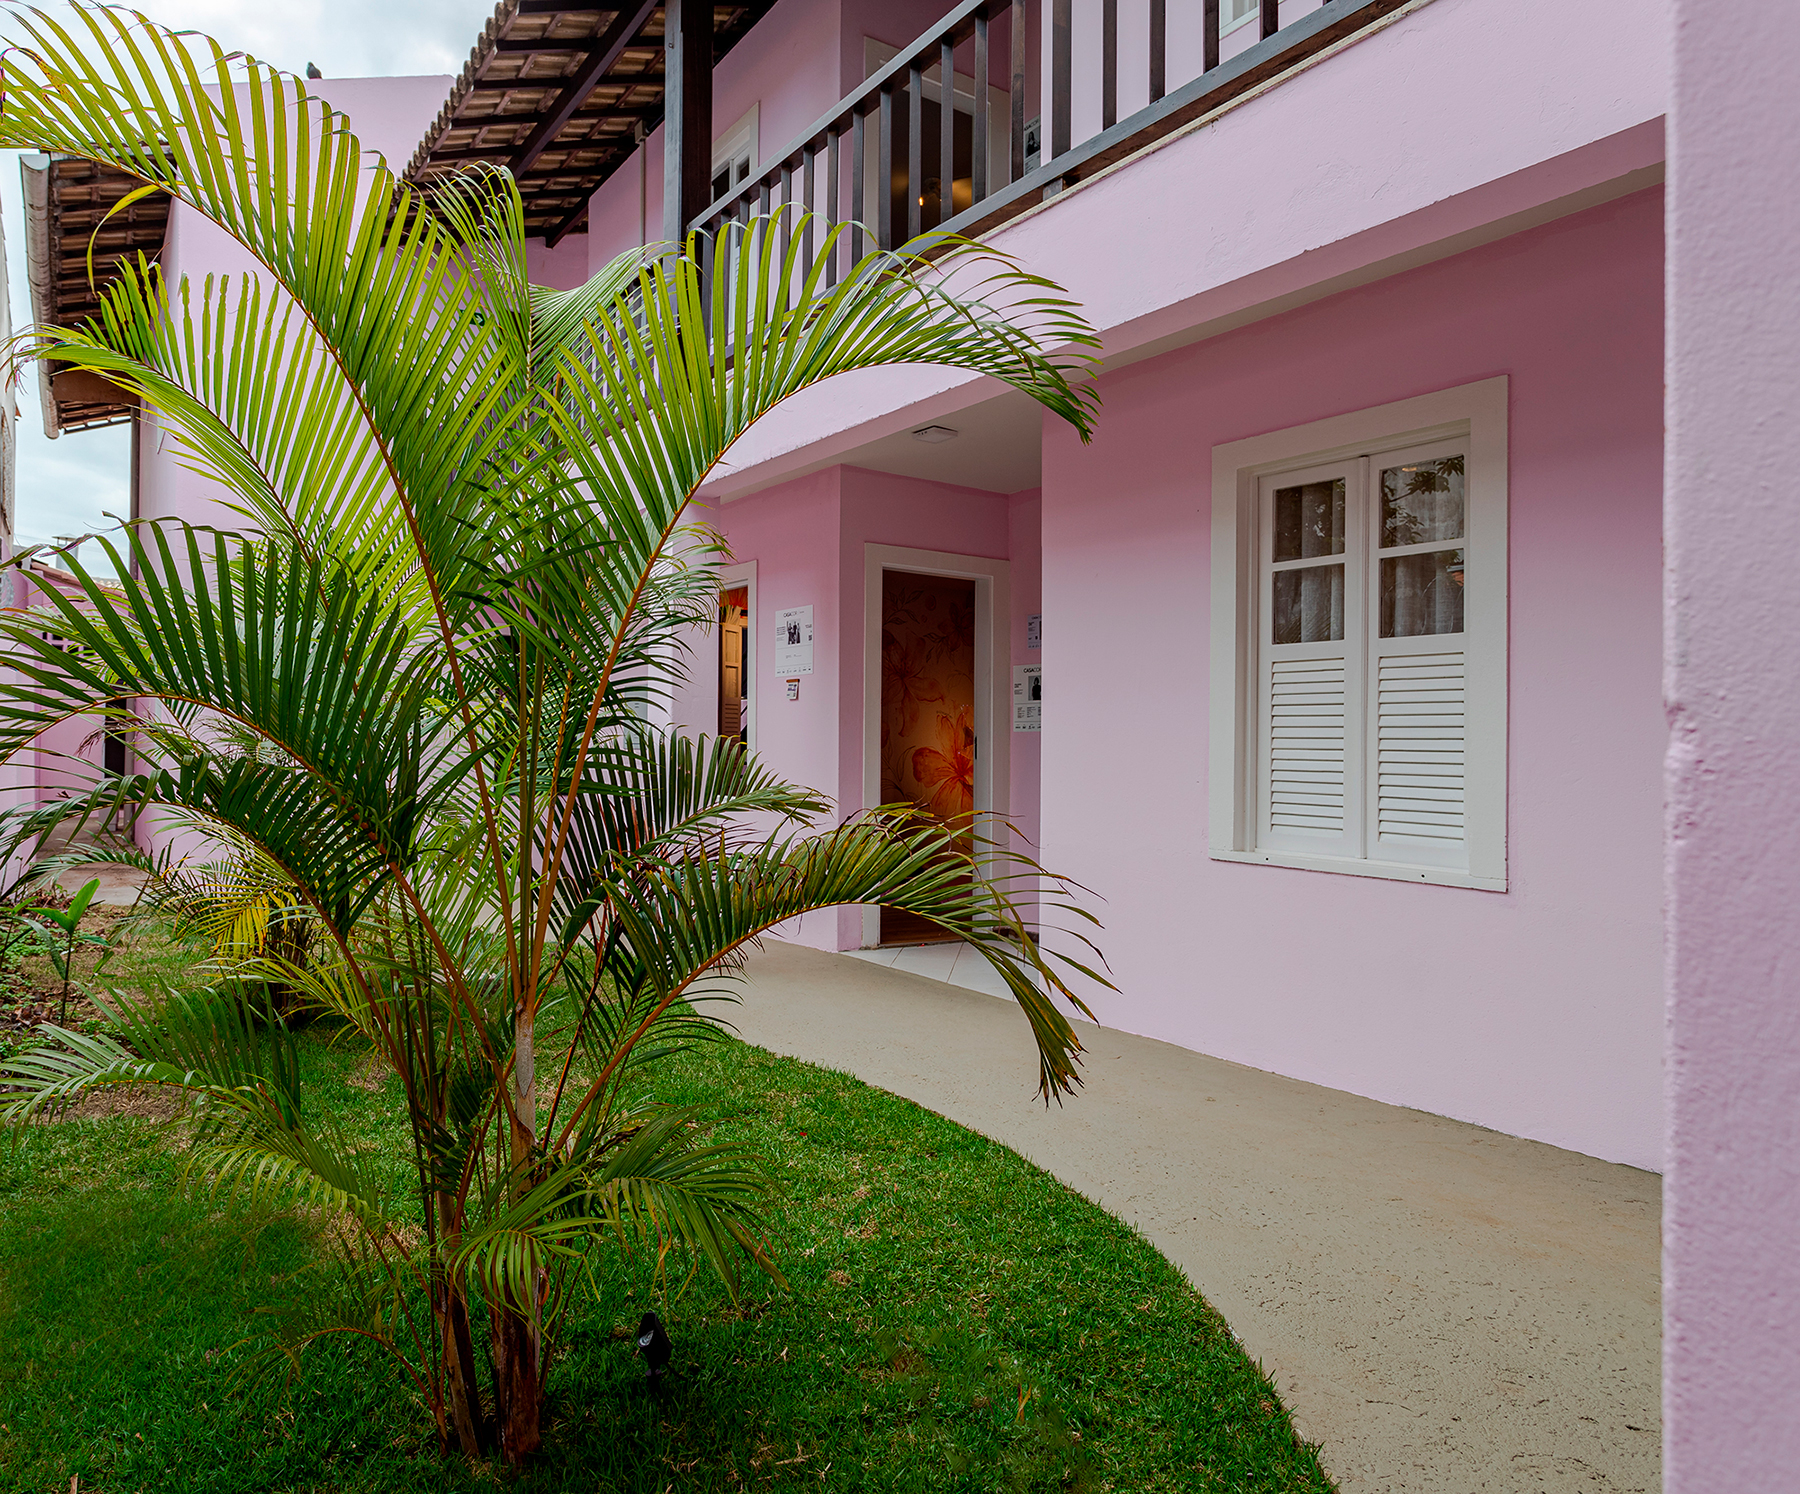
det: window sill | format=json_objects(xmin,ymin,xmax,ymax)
[{"xmin": 1209, "ymin": 848, "xmax": 1507, "ymax": 891}]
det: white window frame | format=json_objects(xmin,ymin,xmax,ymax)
[
  {"xmin": 1221, "ymin": 0, "xmax": 1262, "ymax": 36},
  {"xmin": 1208, "ymin": 377, "xmax": 1508, "ymax": 891},
  {"xmin": 711, "ymin": 103, "xmax": 758, "ymax": 195}
]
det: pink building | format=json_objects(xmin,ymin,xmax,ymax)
[{"xmin": 18, "ymin": 0, "xmax": 1800, "ymax": 1484}]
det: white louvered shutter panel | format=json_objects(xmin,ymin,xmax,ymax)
[
  {"xmin": 1256, "ymin": 464, "xmax": 1361, "ymax": 858},
  {"xmin": 1367, "ymin": 442, "xmax": 1472, "ymax": 871},
  {"xmin": 1372, "ymin": 649, "xmax": 1466, "ymax": 863},
  {"xmin": 1268, "ymin": 657, "xmax": 1348, "ymax": 835}
]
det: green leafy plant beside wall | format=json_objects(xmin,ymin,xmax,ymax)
[
  {"xmin": 0, "ymin": 5, "xmax": 1107, "ymax": 1466},
  {"xmin": 17, "ymin": 877, "xmax": 111, "ymax": 1024}
]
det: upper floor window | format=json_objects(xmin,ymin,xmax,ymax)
[
  {"xmin": 711, "ymin": 104, "xmax": 758, "ymax": 203},
  {"xmin": 1222, "ymin": 0, "xmax": 1261, "ymax": 33},
  {"xmin": 1208, "ymin": 379, "xmax": 1509, "ymax": 890}
]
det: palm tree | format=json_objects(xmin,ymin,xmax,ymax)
[{"xmin": 0, "ymin": 5, "xmax": 1106, "ymax": 1462}]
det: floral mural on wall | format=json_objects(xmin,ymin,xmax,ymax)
[{"xmin": 880, "ymin": 571, "xmax": 976, "ymax": 841}]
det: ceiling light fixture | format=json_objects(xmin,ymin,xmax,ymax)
[{"xmin": 912, "ymin": 425, "xmax": 958, "ymax": 444}]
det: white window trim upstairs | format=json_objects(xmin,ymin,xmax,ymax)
[
  {"xmin": 712, "ymin": 103, "xmax": 759, "ymax": 190},
  {"xmin": 1208, "ymin": 377, "xmax": 1509, "ymax": 891},
  {"xmin": 1221, "ymin": 0, "xmax": 1261, "ymax": 36}
]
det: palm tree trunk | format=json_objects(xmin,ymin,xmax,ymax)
[
  {"xmin": 440, "ymin": 1284, "xmax": 487, "ymax": 1454},
  {"xmin": 436, "ymin": 1193, "xmax": 487, "ymax": 1455},
  {"xmin": 494, "ymin": 1295, "xmax": 543, "ymax": 1460},
  {"xmin": 494, "ymin": 1005, "xmax": 544, "ymax": 1461}
]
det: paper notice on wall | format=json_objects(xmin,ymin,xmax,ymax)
[
  {"xmin": 1026, "ymin": 613, "xmax": 1041, "ymax": 650},
  {"xmin": 1013, "ymin": 665, "xmax": 1041, "ymax": 731},
  {"xmin": 774, "ymin": 605, "xmax": 814, "ymax": 676}
]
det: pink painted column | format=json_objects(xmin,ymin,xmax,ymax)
[{"xmin": 1664, "ymin": 0, "xmax": 1800, "ymax": 1485}]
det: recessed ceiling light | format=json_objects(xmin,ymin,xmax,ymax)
[{"xmin": 912, "ymin": 425, "xmax": 958, "ymax": 443}]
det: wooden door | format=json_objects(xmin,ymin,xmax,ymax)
[
  {"xmin": 719, "ymin": 586, "xmax": 749, "ymax": 742},
  {"xmin": 878, "ymin": 569, "xmax": 976, "ymax": 945}
]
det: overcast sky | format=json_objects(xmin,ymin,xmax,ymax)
[{"xmin": 2, "ymin": 0, "xmax": 497, "ymax": 567}]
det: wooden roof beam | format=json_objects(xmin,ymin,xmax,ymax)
[{"xmin": 512, "ymin": 0, "xmax": 661, "ymax": 176}]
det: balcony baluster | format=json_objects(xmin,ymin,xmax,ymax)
[{"xmin": 682, "ymin": 0, "xmax": 1412, "ymax": 275}]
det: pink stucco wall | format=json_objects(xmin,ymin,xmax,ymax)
[
  {"xmin": 677, "ymin": 465, "xmax": 1032, "ymax": 950},
  {"xmin": 1042, "ymin": 188, "xmax": 1665, "ymax": 1170},
  {"xmin": 1662, "ymin": 0, "xmax": 1800, "ymax": 1482},
  {"xmin": 138, "ymin": 74, "xmax": 452, "ymax": 537}
]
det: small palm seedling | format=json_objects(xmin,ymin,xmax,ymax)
[{"xmin": 20, "ymin": 877, "xmax": 110, "ymax": 1024}]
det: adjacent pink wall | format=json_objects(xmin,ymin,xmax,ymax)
[
  {"xmin": 1663, "ymin": 0, "xmax": 1800, "ymax": 1482},
  {"xmin": 1042, "ymin": 188, "xmax": 1666, "ymax": 1170},
  {"xmin": 682, "ymin": 465, "xmax": 1030, "ymax": 949},
  {"xmin": 139, "ymin": 74, "xmax": 452, "ymax": 538},
  {"xmin": 525, "ymin": 234, "xmax": 590, "ymax": 290},
  {"xmin": 1007, "ymin": 489, "xmax": 1042, "ymax": 868}
]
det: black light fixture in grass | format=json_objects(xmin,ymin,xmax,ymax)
[{"xmin": 637, "ymin": 1312, "xmax": 672, "ymax": 1380}]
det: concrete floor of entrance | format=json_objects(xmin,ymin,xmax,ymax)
[{"xmin": 733, "ymin": 939, "xmax": 1662, "ymax": 1494}]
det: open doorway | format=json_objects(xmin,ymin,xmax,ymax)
[
  {"xmin": 863, "ymin": 543, "xmax": 1011, "ymax": 949},
  {"xmin": 719, "ymin": 584, "xmax": 750, "ymax": 744},
  {"xmin": 863, "ymin": 39, "xmax": 1011, "ymax": 243},
  {"xmin": 887, "ymin": 88, "xmax": 973, "ymax": 232},
  {"xmin": 879, "ymin": 569, "xmax": 975, "ymax": 944}
]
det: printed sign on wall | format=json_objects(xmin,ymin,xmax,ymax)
[
  {"xmin": 1027, "ymin": 613, "xmax": 1041, "ymax": 650},
  {"xmin": 1013, "ymin": 664, "xmax": 1041, "ymax": 732},
  {"xmin": 774, "ymin": 605, "xmax": 814, "ymax": 676}
]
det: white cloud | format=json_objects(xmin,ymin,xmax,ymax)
[{"xmin": 1, "ymin": 0, "xmax": 496, "ymax": 571}]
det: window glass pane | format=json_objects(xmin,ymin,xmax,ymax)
[
  {"xmin": 1381, "ymin": 549, "xmax": 1465, "ymax": 637},
  {"xmin": 1273, "ymin": 563, "xmax": 1345, "ymax": 644},
  {"xmin": 1381, "ymin": 455, "xmax": 1464, "ymax": 549},
  {"xmin": 1273, "ymin": 479, "xmax": 1345, "ymax": 562}
]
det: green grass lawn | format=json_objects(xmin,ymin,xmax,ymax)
[{"xmin": 0, "ymin": 939, "xmax": 1333, "ymax": 1493}]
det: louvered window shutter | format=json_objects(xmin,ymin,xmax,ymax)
[
  {"xmin": 1367, "ymin": 443, "xmax": 1470, "ymax": 871},
  {"xmin": 1256, "ymin": 463, "xmax": 1362, "ymax": 859},
  {"xmin": 1251, "ymin": 441, "xmax": 1478, "ymax": 874},
  {"xmin": 1216, "ymin": 380, "xmax": 1505, "ymax": 887}
]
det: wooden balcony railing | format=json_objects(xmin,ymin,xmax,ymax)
[{"xmin": 685, "ymin": 0, "xmax": 1415, "ymax": 275}]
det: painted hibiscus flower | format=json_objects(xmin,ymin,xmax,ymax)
[
  {"xmin": 911, "ymin": 706, "xmax": 975, "ymax": 822},
  {"xmin": 881, "ymin": 633, "xmax": 943, "ymax": 742}
]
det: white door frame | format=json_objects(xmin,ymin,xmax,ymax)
[
  {"xmin": 861, "ymin": 543, "xmax": 1011, "ymax": 948},
  {"xmin": 717, "ymin": 558, "xmax": 758, "ymax": 750}
]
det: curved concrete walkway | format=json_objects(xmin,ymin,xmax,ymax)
[{"xmin": 733, "ymin": 941, "xmax": 1662, "ymax": 1494}]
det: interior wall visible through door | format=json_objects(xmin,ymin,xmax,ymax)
[
  {"xmin": 879, "ymin": 568, "xmax": 975, "ymax": 945},
  {"xmin": 719, "ymin": 585, "xmax": 749, "ymax": 743}
]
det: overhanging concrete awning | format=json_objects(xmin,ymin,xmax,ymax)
[{"xmin": 20, "ymin": 153, "xmax": 169, "ymax": 438}]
